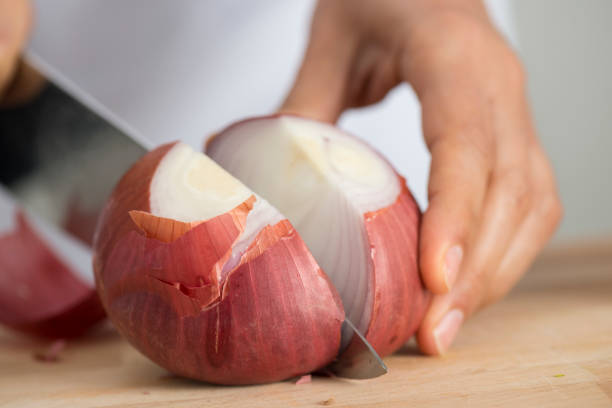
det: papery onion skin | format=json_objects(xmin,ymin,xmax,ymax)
[
  {"xmin": 0, "ymin": 212, "xmax": 105, "ymax": 338},
  {"xmin": 345, "ymin": 177, "xmax": 428, "ymax": 357},
  {"xmin": 93, "ymin": 143, "xmax": 344, "ymax": 384},
  {"xmin": 93, "ymin": 142, "xmax": 175, "ymax": 270}
]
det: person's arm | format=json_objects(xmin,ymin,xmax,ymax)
[
  {"xmin": 282, "ymin": 0, "xmax": 562, "ymax": 355},
  {"xmin": 0, "ymin": 0, "xmax": 33, "ymax": 106}
]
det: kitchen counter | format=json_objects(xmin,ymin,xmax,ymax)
[{"xmin": 1, "ymin": 248, "xmax": 611, "ymax": 407}]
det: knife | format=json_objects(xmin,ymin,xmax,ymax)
[{"xmin": 0, "ymin": 57, "xmax": 387, "ymax": 380}]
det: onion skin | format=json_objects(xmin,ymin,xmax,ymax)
[
  {"xmin": 93, "ymin": 143, "xmax": 344, "ymax": 384},
  {"xmin": 347, "ymin": 177, "xmax": 428, "ymax": 357},
  {"xmin": 0, "ymin": 212, "xmax": 104, "ymax": 338},
  {"xmin": 93, "ymin": 143, "xmax": 175, "ymax": 268}
]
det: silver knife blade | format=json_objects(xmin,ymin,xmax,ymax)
[
  {"xmin": 0, "ymin": 59, "xmax": 387, "ymax": 379},
  {"xmin": 0, "ymin": 62, "xmax": 147, "ymax": 245},
  {"xmin": 328, "ymin": 318, "xmax": 388, "ymax": 379}
]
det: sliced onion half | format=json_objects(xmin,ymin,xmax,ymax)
[
  {"xmin": 0, "ymin": 211, "xmax": 104, "ymax": 338},
  {"xmin": 207, "ymin": 115, "xmax": 428, "ymax": 357},
  {"xmin": 93, "ymin": 142, "xmax": 344, "ymax": 384}
]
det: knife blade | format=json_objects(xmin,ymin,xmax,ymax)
[
  {"xmin": 328, "ymin": 318, "xmax": 388, "ymax": 379},
  {"xmin": 0, "ymin": 58, "xmax": 387, "ymax": 379}
]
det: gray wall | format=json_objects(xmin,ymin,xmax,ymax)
[{"xmin": 512, "ymin": 1, "xmax": 612, "ymax": 242}]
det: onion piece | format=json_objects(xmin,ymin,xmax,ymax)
[
  {"xmin": 0, "ymin": 211, "xmax": 104, "ymax": 338},
  {"xmin": 34, "ymin": 339, "xmax": 67, "ymax": 362},
  {"xmin": 93, "ymin": 142, "xmax": 344, "ymax": 384},
  {"xmin": 295, "ymin": 374, "xmax": 312, "ymax": 385},
  {"xmin": 206, "ymin": 114, "xmax": 428, "ymax": 356}
]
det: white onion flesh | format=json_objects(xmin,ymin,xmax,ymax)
[
  {"xmin": 150, "ymin": 143, "xmax": 252, "ymax": 223},
  {"xmin": 220, "ymin": 196, "xmax": 284, "ymax": 278},
  {"xmin": 149, "ymin": 142, "xmax": 285, "ymax": 281}
]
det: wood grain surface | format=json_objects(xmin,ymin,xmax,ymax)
[{"xmin": 1, "ymin": 250, "xmax": 611, "ymax": 407}]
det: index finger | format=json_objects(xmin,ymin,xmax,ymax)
[{"xmin": 418, "ymin": 84, "xmax": 494, "ymax": 294}]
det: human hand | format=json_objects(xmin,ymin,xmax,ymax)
[
  {"xmin": 281, "ymin": 0, "xmax": 562, "ymax": 355},
  {"xmin": 0, "ymin": 0, "xmax": 33, "ymax": 106}
]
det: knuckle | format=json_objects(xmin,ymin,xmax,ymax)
[
  {"xmin": 431, "ymin": 127, "xmax": 494, "ymax": 172},
  {"xmin": 408, "ymin": 9, "xmax": 487, "ymax": 48},
  {"xmin": 484, "ymin": 263, "xmax": 532, "ymax": 307},
  {"xmin": 503, "ymin": 52, "xmax": 527, "ymax": 88},
  {"xmin": 498, "ymin": 169, "xmax": 532, "ymax": 214},
  {"xmin": 482, "ymin": 282, "xmax": 511, "ymax": 308},
  {"xmin": 454, "ymin": 277, "xmax": 487, "ymax": 316},
  {"xmin": 462, "ymin": 128, "xmax": 495, "ymax": 169},
  {"xmin": 534, "ymin": 192, "xmax": 564, "ymax": 227},
  {"xmin": 434, "ymin": 10, "xmax": 485, "ymax": 37}
]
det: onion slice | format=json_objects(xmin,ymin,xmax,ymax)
[{"xmin": 0, "ymin": 211, "xmax": 104, "ymax": 338}]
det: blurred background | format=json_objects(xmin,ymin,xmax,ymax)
[
  {"xmin": 345, "ymin": 0, "xmax": 612, "ymax": 245},
  {"xmin": 512, "ymin": 0, "xmax": 612, "ymax": 243},
  {"xmin": 2, "ymin": 0, "xmax": 610, "ymax": 248}
]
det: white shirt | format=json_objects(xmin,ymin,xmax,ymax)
[{"xmin": 4, "ymin": 0, "xmax": 515, "ymax": 229}]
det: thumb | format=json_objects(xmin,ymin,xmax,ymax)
[{"xmin": 280, "ymin": 6, "xmax": 357, "ymax": 123}]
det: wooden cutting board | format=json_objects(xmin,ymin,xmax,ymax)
[{"xmin": 1, "ymin": 249, "xmax": 611, "ymax": 407}]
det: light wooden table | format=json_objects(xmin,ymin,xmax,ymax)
[{"xmin": 1, "ymin": 249, "xmax": 611, "ymax": 407}]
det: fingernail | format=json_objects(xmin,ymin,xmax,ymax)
[
  {"xmin": 433, "ymin": 309, "xmax": 464, "ymax": 355},
  {"xmin": 444, "ymin": 245, "xmax": 463, "ymax": 290}
]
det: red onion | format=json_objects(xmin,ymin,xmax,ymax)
[
  {"xmin": 93, "ymin": 115, "xmax": 427, "ymax": 384},
  {"xmin": 0, "ymin": 212, "xmax": 104, "ymax": 338},
  {"xmin": 93, "ymin": 143, "xmax": 344, "ymax": 384}
]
